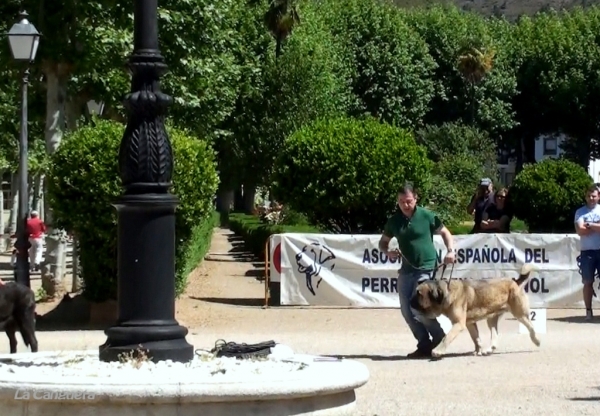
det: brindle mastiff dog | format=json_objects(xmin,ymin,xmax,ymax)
[{"xmin": 410, "ymin": 264, "xmax": 540, "ymax": 358}]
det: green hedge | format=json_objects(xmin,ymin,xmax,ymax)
[
  {"xmin": 228, "ymin": 213, "xmax": 322, "ymax": 258},
  {"xmin": 178, "ymin": 211, "xmax": 220, "ymax": 293},
  {"xmin": 48, "ymin": 119, "xmax": 219, "ymax": 302},
  {"xmin": 509, "ymin": 158, "xmax": 592, "ymax": 233},
  {"xmin": 229, "ymin": 213, "xmax": 529, "ymax": 259},
  {"xmin": 272, "ymin": 116, "xmax": 432, "ymax": 233}
]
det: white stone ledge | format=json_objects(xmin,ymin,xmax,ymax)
[{"xmin": 0, "ymin": 350, "xmax": 369, "ymax": 416}]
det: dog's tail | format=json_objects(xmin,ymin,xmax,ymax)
[{"xmin": 514, "ymin": 264, "xmax": 534, "ymax": 286}]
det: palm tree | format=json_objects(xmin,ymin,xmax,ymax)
[
  {"xmin": 457, "ymin": 44, "xmax": 495, "ymax": 123},
  {"xmin": 263, "ymin": 0, "xmax": 301, "ymax": 58}
]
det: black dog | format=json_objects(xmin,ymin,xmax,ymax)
[{"xmin": 0, "ymin": 282, "xmax": 38, "ymax": 354}]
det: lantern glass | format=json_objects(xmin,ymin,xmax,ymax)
[{"xmin": 7, "ymin": 12, "xmax": 40, "ymax": 62}]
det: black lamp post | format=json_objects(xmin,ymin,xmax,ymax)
[
  {"xmin": 99, "ymin": 0, "xmax": 193, "ymax": 363},
  {"xmin": 7, "ymin": 11, "xmax": 41, "ymax": 289}
]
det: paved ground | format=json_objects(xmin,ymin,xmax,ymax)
[{"xmin": 5, "ymin": 228, "xmax": 600, "ymax": 415}]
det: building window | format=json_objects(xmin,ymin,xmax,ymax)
[{"xmin": 543, "ymin": 137, "xmax": 558, "ymax": 155}]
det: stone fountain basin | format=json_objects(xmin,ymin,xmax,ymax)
[{"xmin": 0, "ymin": 350, "xmax": 369, "ymax": 416}]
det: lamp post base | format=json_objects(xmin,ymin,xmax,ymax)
[
  {"xmin": 99, "ymin": 325, "xmax": 193, "ymax": 363},
  {"xmin": 98, "ymin": 193, "xmax": 193, "ymax": 364}
]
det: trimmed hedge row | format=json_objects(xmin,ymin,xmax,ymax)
[
  {"xmin": 229, "ymin": 213, "xmax": 529, "ymax": 261},
  {"xmin": 177, "ymin": 211, "xmax": 220, "ymax": 295},
  {"xmin": 48, "ymin": 119, "xmax": 219, "ymax": 302},
  {"xmin": 228, "ymin": 213, "xmax": 321, "ymax": 258}
]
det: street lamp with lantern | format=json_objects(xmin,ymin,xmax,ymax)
[{"xmin": 7, "ymin": 11, "xmax": 41, "ymax": 288}]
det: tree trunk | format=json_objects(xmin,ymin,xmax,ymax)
[
  {"xmin": 66, "ymin": 96, "xmax": 82, "ymax": 131},
  {"xmin": 28, "ymin": 176, "xmax": 34, "ymax": 213},
  {"xmin": 233, "ymin": 186, "xmax": 244, "ymax": 211},
  {"xmin": 31, "ymin": 174, "xmax": 44, "ymax": 213},
  {"xmin": 41, "ymin": 63, "xmax": 70, "ymax": 298},
  {"xmin": 242, "ymin": 182, "xmax": 257, "ymax": 214},
  {"xmin": 38, "ymin": 188, "xmax": 44, "ymax": 221},
  {"xmin": 0, "ymin": 171, "xmax": 5, "ymax": 252},
  {"xmin": 71, "ymin": 234, "xmax": 80, "ymax": 292}
]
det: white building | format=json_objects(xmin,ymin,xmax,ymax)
[{"xmin": 497, "ymin": 134, "xmax": 600, "ymax": 185}]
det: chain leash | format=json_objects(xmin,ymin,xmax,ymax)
[{"xmin": 393, "ymin": 249, "xmax": 455, "ymax": 282}]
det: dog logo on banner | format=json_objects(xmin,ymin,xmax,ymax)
[
  {"xmin": 576, "ymin": 254, "xmax": 600, "ymax": 297},
  {"xmin": 294, "ymin": 242, "xmax": 336, "ymax": 296}
]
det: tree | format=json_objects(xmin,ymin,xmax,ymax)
[
  {"xmin": 403, "ymin": 5, "xmax": 517, "ymax": 136},
  {"xmin": 414, "ymin": 122, "xmax": 499, "ymax": 225},
  {"xmin": 264, "ymin": 0, "xmax": 301, "ymax": 58},
  {"xmin": 321, "ymin": 0, "xmax": 436, "ymax": 129},
  {"xmin": 272, "ymin": 117, "xmax": 432, "ymax": 233},
  {"xmin": 457, "ymin": 43, "xmax": 496, "ymax": 123},
  {"xmin": 508, "ymin": 8, "xmax": 600, "ymax": 170},
  {"xmin": 221, "ymin": 0, "xmax": 352, "ymax": 212}
]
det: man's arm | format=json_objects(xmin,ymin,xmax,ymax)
[
  {"xmin": 586, "ymin": 222, "xmax": 600, "ymax": 232},
  {"xmin": 378, "ymin": 234, "xmax": 391, "ymax": 252},
  {"xmin": 379, "ymin": 218, "xmax": 394, "ymax": 252},
  {"xmin": 431, "ymin": 214, "xmax": 454, "ymax": 251},
  {"xmin": 437, "ymin": 225, "xmax": 455, "ymax": 252},
  {"xmin": 575, "ymin": 211, "xmax": 591, "ymax": 236},
  {"xmin": 466, "ymin": 194, "xmax": 477, "ymax": 215}
]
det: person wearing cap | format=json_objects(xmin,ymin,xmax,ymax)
[
  {"xmin": 26, "ymin": 210, "xmax": 46, "ymax": 272},
  {"xmin": 466, "ymin": 178, "xmax": 494, "ymax": 233}
]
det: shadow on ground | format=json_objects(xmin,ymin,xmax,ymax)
[
  {"xmin": 569, "ymin": 387, "xmax": 600, "ymax": 401},
  {"xmin": 226, "ymin": 234, "xmax": 260, "ymax": 262},
  {"xmin": 549, "ymin": 315, "xmax": 599, "ymax": 324},
  {"xmin": 189, "ymin": 296, "xmax": 265, "ymax": 307},
  {"xmin": 328, "ymin": 350, "xmax": 536, "ymax": 362},
  {"xmin": 35, "ymin": 294, "xmax": 112, "ymax": 331}
]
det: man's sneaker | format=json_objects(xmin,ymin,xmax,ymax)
[
  {"xmin": 586, "ymin": 309, "xmax": 594, "ymax": 321},
  {"xmin": 406, "ymin": 348, "xmax": 432, "ymax": 359}
]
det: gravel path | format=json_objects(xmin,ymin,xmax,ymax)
[{"xmin": 15, "ymin": 228, "xmax": 600, "ymax": 415}]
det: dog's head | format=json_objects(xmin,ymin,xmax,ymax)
[{"xmin": 410, "ymin": 280, "xmax": 446, "ymax": 318}]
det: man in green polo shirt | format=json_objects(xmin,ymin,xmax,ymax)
[{"xmin": 379, "ymin": 183, "xmax": 456, "ymax": 359}]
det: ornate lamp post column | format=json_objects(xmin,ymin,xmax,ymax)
[
  {"xmin": 7, "ymin": 11, "xmax": 41, "ymax": 289},
  {"xmin": 99, "ymin": 0, "xmax": 193, "ymax": 363}
]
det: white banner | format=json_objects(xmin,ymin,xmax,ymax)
[{"xmin": 269, "ymin": 233, "xmax": 600, "ymax": 308}]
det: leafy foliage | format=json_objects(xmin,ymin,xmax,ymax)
[
  {"xmin": 321, "ymin": 0, "xmax": 436, "ymax": 128},
  {"xmin": 509, "ymin": 158, "xmax": 593, "ymax": 233},
  {"xmin": 403, "ymin": 5, "xmax": 517, "ymax": 135},
  {"xmin": 224, "ymin": 0, "xmax": 352, "ymax": 188},
  {"xmin": 47, "ymin": 120, "xmax": 218, "ymax": 301},
  {"xmin": 509, "ymin": 9, "xmax": 600, "ymax": 167},
  {"xmin": 272, "ymin": 116, "xmax": 432, "ymax": 233},
  {"xmin": 414, "ymin": 122, "xmax": 499, "ymax": 225}
]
